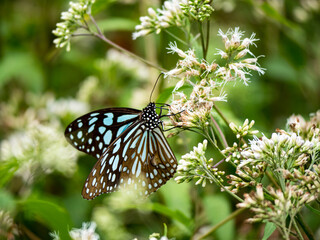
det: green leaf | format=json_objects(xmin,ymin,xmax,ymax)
[
  {"xmin": 0, "ymin": 52, "xmax": 44, "ymax": 93},
  {"xmin": 159, "ymin": 181, "xmax": 192, "ymax": 219},
  {"xmin": 157, "ymin": 86, "xmax": 175, "ymax": 104},
  {"xmin": 262, "ymin": 222, "xmax": 277, "ymax": 240},
  {"xmin": 19, "ymin": 199, "xmax": 73, "ymax": 240},
  {"xmin": 138, "ymin": 202, "xmax": 193, "ymax": 230},
  {"xmin": 305, "ymin": 204, "xmax": 320, "ymax": 216},
  {"xmin": 0, "ymin": 158, "xmax": 20, "ymax": 188},
  {"xmin": 0, "ymin": 189, "xmax": 15, "ymax": 212},
  {"xmin": 264, "ymin": 55, "xmax": 297, "ymax": 83},
  {"xmin": 203, "ymin": 195, "xmax": 235, "ymax": 240},
  {"xmin": 156, "ymin": 85, "xmax": 192, "ymax": 104},
  {"xmin": 260, "ymin": 3, "xmax": 297, "ymax": 29},
  {"xmin": 96, "ymin": 18, "xmax": 137, "ymax": 32}
]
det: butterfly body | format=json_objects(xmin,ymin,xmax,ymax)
[{"xmin": 65, "ymin": 102, "xmax": 177, "ymax": 200}]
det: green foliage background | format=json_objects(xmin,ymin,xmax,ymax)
[{"xmin": 0, "ymin": 0, "xmax": 319, "ymax": 239}]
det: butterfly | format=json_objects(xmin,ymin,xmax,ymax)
[{"xmin": 65, "ymin": 102, "xmax": 177, "ymax": 200}]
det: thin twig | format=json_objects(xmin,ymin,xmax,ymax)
[
  {"xmin": 292, "ymin": 218, "xmax": 304, "ymax": 240},
  {"xmin": 71, "ymin": 33, "xmax": 94, "ymax": 37},
  {"xmin": 194, "ymin": 208, "xmax": 245, "ymax": 240},
  {"xmin": 211, "ymin": 114, "xmax": 228, "ymax": 148},
  {"xmin": 205, "ymin": 19, "xmax": 210, "ymax": 57},
  {"xmin": 213, "ymin": 104, "xmax": 230, "ymax": 126},
  {"xmin": 198, "ymin": 21, "xmax": 206, "ymax": 59},
  {"xmin": 213, "ymin": 158, "xmax": 225, "ymax": 168},
  {"xmin": 87, "ymin": 14, "xmax": 166, "ymax": 72}
]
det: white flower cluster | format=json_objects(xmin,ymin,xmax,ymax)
[
  {"xmin": 133, "ymin": 0, "xmax": 215, "ymax": 39},
  {"xmin": 223, "ymin": 111, "xmax": 320, "ymax": 236},
  {"xmin": 46, "ymin": 98, "xmax": 89, "ymax": 119},
  {"xmin": 51, "ymin": 221, "xmax": 100, "ymax": 240},
  {"xmin": 287, "ymin": 110, "xmax": 320, "ymax": 140},
  {"xmin": 0, "ymin": 87, "xmax": 90, "ymax": 187},
  {"xmin": 165, "ymin": 28, "xmax": 264, "ymax": 128},
  {"xmin": 215, "ymin": 27, "xmax": 265, "ymax": 85},
  {"xmin": 237, "ymin": 183, "xmax": 312, "ymax": 228},
  {"xmin": 229, "ymin": 119, "xmax": 259, "ymax": 139},
  {"xmin": 149, "ymin": 233, "xmax": 169, "ymax": 240},
  {"xmin": 165, "ymin": 42, "xmax": 227, "ymax": 128},
  {"xmin": 239, "ymin": 132, "xmax": 320, "ymax": 169},
  {"xmin": 175, "ymin": 140, "xmax": 225, "ymax": 187},
  {"xmin": 69, "ymin": 222, "xmax": 100, "ymax": 240},
  {"xmin": 132, "ymin": 0, "xmax": 186, "ymax": 39},
  {"xmin": 52, "ymin": 0, "xmax": 96, "ymax": 51},
  {"xmin": 0, "ymin": 123, "xmax": 78, "ymax": 181}
]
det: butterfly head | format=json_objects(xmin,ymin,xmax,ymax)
[{"xmin": 142, "ymin": 102, "xmax": 160, "ymax": 130}]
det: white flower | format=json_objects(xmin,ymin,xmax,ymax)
[
  {"xmin": 0, "ymin": 122, "xmax": 79, "ymax": 180},
  {"xmin": 132, "ymin": 0, "xmax": 185, "ymax": 39},
  {"xmin": 46, "ymin": 98, "xmax": 89, "ymax": 119},
  {"xmin": 69, "ymin": 222, "xmax": 100, "ymax": 240},
  {"xmin": 167, "ymin": 42, "xmax": 188, "ymax": 58},
  {"xmin": 52, "ymin": 0, "xmax": 96, "ymax": 51}
]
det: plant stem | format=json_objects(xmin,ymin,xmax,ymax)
[
  {"xmin": 194, "ymin": 208, "xmax": 245, "ymax": 240},
  {"xmin": 292, "ymin": 218, "xmax": 304, "ymax": 240},
  {"xmin": 213, "ymin": 104, "xmax": 229, "ymax": 126},
  {"xmin": 198, "ymin": 21, "xmax": 206, "ymax": 59},
  {"xmin": 71, "ymin": 33, "xmax": 93, "ymax": 37},
  {"xmin": 88, "ymin": 14, "xmax": 166, "ymax": 72},
  {"xmin": 211, "ymin": 114, "xmax": 228, "ymax": 148},
  {"xmin": 205, "ymin": 20, "xmax": 210, "ymax": 57},
  {"xmin": 266, "ymin": 171, "xmax": 280, "ymax": 189}
]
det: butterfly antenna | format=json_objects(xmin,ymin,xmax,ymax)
[{"xmin": 149, "ymin": 73, "xmax": 164, "ymax": 102}]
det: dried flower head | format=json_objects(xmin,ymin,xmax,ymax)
[
  {"xmin": 215, "ymin": 27, "xmax": 265, "ymax": 85},
  {"xmin": 287, "ymin": 110, "xmax": 320, "ymax": 140}
]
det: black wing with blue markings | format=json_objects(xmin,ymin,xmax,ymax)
[
  {"xmin": 79, "ymin": 103, "xmax": 177, "ymax": 200},
  {"xmin": 65, "ymin": 108, "xmax": 141, "ymax": 159},
  {"xmin": 81, "ymin": 122, "xmax": 177, "ymax": 199},
  {"xmin": 65, "ymin": 102, "xmax": 177, "ymax": 200}
]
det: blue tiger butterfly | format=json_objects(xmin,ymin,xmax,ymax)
[{"xmin": 65, "ymin": 102, "xmax": 177, "ymax": 199}]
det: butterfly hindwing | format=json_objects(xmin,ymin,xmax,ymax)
[
  {"xmin": 65, "ymin": 108, "xmax": 140, "ymax": 159},
  {"xmin": 81, "ymin": 121, "xmax": 177, "ymax": 200}
]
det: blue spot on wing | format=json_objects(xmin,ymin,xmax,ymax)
[
  {"xmin": 89, "ymin": 117, "xmax": 98, "ymax": 125},
  {"xmin": 103, "ymin": 113, "xmax": 114, "ymax": 126},
  {"xmin": 104, "ymin": 130, "xmax": 112, "ymax": 145},
  {"xmin": 99, "ymin": 126, "xmax": 106, "ymax": 134},
  {"xmin": 77, "ymin": 131, "xmax": 83, "ymax": 139},
  {"xmin": 88, "ymin": 124, "xmax": 95, "ymax": 133},
  {"xmin": 117, "ymin": 114, "xmax": 138, "ymax": 123}
]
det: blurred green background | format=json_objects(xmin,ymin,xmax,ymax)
[{"xmin": 1, "ymin": 0, "xmax": 319, "ymax": 239}]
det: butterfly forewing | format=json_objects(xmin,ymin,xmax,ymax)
[
  {"xmin": 65, "ymin": 108, "xmax": 140, "ymax": 159},
  {"xmin": 81, "ymin": 121, "xmax": 177, "ymax": 200}
]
